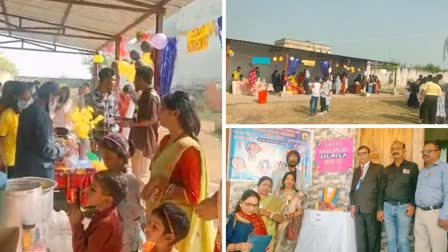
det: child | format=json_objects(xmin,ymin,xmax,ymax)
[
  {"xmin": 143, "ymin": 202, "xmax": 190, "ymax": 252},
  {"xmin": 100, "ymin": 133, "xmax": 145, "ymax": 252},
  {"xmin": 70, "ymin": 170, "xmax": 127, "ymax": 252}
]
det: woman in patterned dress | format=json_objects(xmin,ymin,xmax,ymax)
[{"xmin": 274, "ymin": 172, "xmax": 307, "ymax": 252}]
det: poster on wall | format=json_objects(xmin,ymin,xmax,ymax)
[
  {"xmin": 187, "ymin": 21, "xmax": 216, "ymax": 53},
  {"xmin": 228, "ymin": 128, "xmax": 313, "ymax": 186},
  {"xmin": 315, "ymin": 137, "xmax": 354, "ymax": 173}
]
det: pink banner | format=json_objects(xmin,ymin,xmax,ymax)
[{"xmin": 315, "ymin": 137, "xmax": 354, "ymax": 173}]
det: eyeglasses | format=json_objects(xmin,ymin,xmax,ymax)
[
  {"xmin": 162, "ymin": 209, "xmax": 174, "ymax": 234},
  {"xmin": 421, "ymin": 149, "xmax": 440, "ymax": 154},
  {"xmin": 242, "ymin": 202, "xmax": 259, "ymax": 208},
  {"xmin": 357, "ymin": 152, "xmax": 369, "ymax": 156}
]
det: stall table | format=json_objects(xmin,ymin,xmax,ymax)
[
  {"xmin": 295, "ymin": 209, "xmax": 356, "ymax": 252},
  {"xmin": 55, "ymin": 163, "xmax": 96, "ymax": 208}
]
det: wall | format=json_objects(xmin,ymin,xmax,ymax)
[
  {"xmin": 162, "ymin": 0, "xmax": 221, "ymax": 92},
  {"xmin": 371, "ymin": 68, "xmax": 448, "ymax": 89},
  {"xmin": 227, "ymin": 40, "xmax": 368, "ymax": 92}
]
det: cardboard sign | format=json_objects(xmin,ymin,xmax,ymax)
[{"xmin": 187, "ymin": 21, "xmax": 216, "ymax": 53}]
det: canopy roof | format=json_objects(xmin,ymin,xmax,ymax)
[{"xmin": 0, "ymin": 0, "xmax": 193, "ymax": 54}]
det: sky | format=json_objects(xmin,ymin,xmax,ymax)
[
  {"xmin": 2, "ymin": 49, "xmax": 91, "ymax": 79},
  {"xmin": 227, "ymin": 0, "xmax": 448, "ymax": 67}
]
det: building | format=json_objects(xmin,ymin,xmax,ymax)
[{"xmin": 275, "ymin": 38, "xmax": 332, "ymax": 54}]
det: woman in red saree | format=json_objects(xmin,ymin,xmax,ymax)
[
  {"xmin": 226, "ymin": 189, "xmax": 269, "ymax": 252},
  {"xmin": 248, "ymin": 67, "xmax": 258, "ymax": 96},
  {"xmin": 141, "ymin": 91, "xmax": 214, "ymax": 252}
]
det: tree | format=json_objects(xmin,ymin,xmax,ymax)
[{"xmin": 0, "ymin": 52, "xmax": 17, "ymax": 75}]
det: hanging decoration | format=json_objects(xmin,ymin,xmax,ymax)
[
  {"xmin": 335, "ymin": 63, "xmax": 339, "ymax": 67},
  {"xmin": 103, "ymin": 42, "xmax": 115, "ymax": 54},
  {"xmin": 279, "ymin": 56, "xmax": 284, "ymax": 62},
  {"xmin": 273, "ymin": 57, "xmax": 278, "ymax": 62},
  {"xmin": 93, "ymin": 54, "xmax": 104, "ymax": 64},
  {"xmin": 228, "ymin": 49, "xmax": 234, "ymax": 57},
  {"xmin": 319, "ymin": 61, "xmax": 330, "ymax": 77},
  {"xmin": 119, "ymin": 36, "xmax": 129, "ymax": 58},
  {"xmin": 288, "ymin": 58, "xmax": 301, "ymax": 76},
  {"xmin": 117, "ymin": 61, "xmax": 136, "ymax": 82},
  {"xmin": 160, "ymin": 37, "xmax": 178, "ymax": 96},
  {"xmin": 142, "ymin": 53, "xmax": 154, "ymax": 67},
  {"xmin": 150, "ymin": 33, "xmax": 169, "ymax": 50},
  {"xmin": 217, "ymin": 16, "xmax": 222, "ymax": 47}
]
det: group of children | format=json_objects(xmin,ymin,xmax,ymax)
[{"xmin": 69, "ymin": 133, "xmax": 190, "ymax": 252}]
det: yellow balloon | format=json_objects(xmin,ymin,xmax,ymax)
[
  {"xmin": 335, "ymin": 64, "xmax": 339, "ymax": 67},
  {"xmin": 118, "ymin": 61, "xmax": 135, "ymax": 82},
  {"xmin": 93, "ymin": 55, "xmax": 104, "ymax": 64},
  {"xmin": 273, "ymin": 57, "xmax": 278, "ymax": 62},
  {"xmin": 279, "ymin": 56, "xmax": 284, "ymax": 62},
  {"xmin": 142, "ymin": 53, "xmax": 154, "ymax": 67}
]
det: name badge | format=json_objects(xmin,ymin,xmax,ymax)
[{"xmin": 403, "ymin": 169, "xmax": 410, "ymax": 174}]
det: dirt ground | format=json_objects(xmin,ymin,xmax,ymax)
[{"xmin": 226, "ymin": 93, "xmax": 420, "ymax": 124}]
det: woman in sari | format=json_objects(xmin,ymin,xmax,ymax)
[
  {"xmin": 141, "ymin": 91, "xmax": 214, "ymax": 252},
  {"xmin": 257, "ymin": 176, "xmax": 285, "ymax": 249},
  {"xmin": 226, "ymin": 189, "xmax": 268, "ymax": 252},
  {"xmin": 274, "ymin": 172, "xmax": 307, "ymax": 252},
  {"xmin": 248, "ymin": 67, "xmax": 258, "ymax": 96}
]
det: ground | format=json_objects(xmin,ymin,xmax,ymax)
[{"xmin": 226, "ymin": 92, "xmax": 420, "ymax": 124}]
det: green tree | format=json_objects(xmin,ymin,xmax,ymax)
[{"xmin": 0, "ymin": 52, "xmax": 17, "ymax": 75}]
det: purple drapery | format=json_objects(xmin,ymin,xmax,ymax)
[{"xmin": 160, "ymin": 37, "xmax": 177, "ymax": 96}]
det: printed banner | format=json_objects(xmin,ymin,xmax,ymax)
[
  {"xmin": 187, "ymin": 21, "xmax": 216, "ymax": 53},
  {"xmin": 228, "ymin": 128, "xmax": 313, "ymax": 186},
  {"xmin": 302, "ymin": 60, "xmax": 316, "ymax": 66},
  {"xmin": 315, "ymin": 137, "xmax": 354, "ymax": 173}
]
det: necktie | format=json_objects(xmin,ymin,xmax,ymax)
[{"xmin": 360, "ymin": 165, "xmax": 365, "ymax": 178}]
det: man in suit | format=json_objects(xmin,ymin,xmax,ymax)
[{"xmin": 350, "ymin": 145, "xmax": 384, "ymax": 252}]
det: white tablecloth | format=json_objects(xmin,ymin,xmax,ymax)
[{"xmin": 295, "ymin": 210, "xmax": 356, "ymax": 252}]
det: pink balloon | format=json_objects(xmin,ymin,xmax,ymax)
[{"xmin": 150, "ymin": 33, "xmax": 168, "ymax": 50}]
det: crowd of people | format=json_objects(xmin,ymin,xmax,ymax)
[
  {"xmin": 0, "ymin": 65, "xmax": 221, "ymax": 252},
  {"xmin": 226, "ymin": 141, "xmax": 448, "ymax": 252},
  {"xmin": 405, "ymin": 74, "xmax": 447, "ymax": 124},
  {"xmin": 231, "ymin": 66, "xmax": 382, "ymax": 97}
]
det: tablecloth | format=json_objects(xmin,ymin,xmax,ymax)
[{"xmin": 295, "ymin": 210, "xmax": 356, "ymax": 252}]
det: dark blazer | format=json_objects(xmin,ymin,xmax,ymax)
[
  {"xmin": 350, "ymin": 161, "xmax": 384, "ymax": 214},
  {"xmin": 14, "ymin": 101, "xmax": 65, "ymax": 179}
]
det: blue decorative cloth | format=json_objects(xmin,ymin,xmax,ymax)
[
  {"xmin": 320, "ymin": 61, "xmax": 330, "ymax": 78},
  {"xmin": 160, "ymin": 37, "xmax": 177, "ymax": 96},
  {"xmin": 226, "ymin": 214, "xmax": 254, "ymax": 247},
  {"xmin": 288, "ymin": 58, "xmax": 301, "ymax": 76},
  {"xmin": 217, "ymin": 16, "xmax": 222, "ymax": 47}
]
